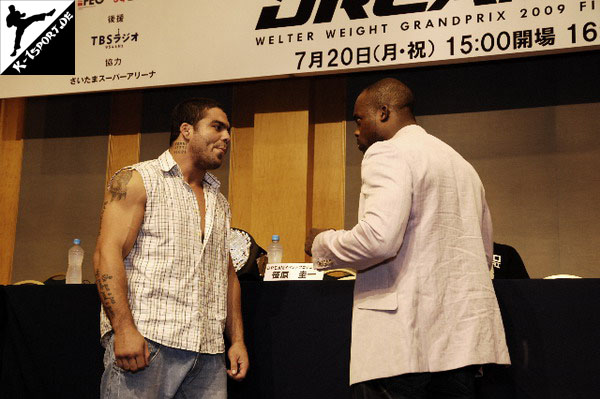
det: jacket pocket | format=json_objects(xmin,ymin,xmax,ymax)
[
  {"xmin": 354, "ymin": 264, "xmax": 398, "ymax": 311},
  {"xmin": 356, "ymin": 291, "xmax": 398, "ymax": 310}
]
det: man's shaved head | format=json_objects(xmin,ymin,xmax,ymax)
[
  {"xmin": 352, "ymin": 78, "xmax": 417, "ymax": 152},
  {"xmin": 361, "ymin": 78, "xmax": 415, "ymax": 114}
]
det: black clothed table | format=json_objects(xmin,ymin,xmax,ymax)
[
  {"xmin": 0, "ymin": 285, "xmax": 103, "ymax": 399},
  {"xmin": 1, "ymin": 280, "xmax": 599, "ymax": 399},
  {"xmin": 228, "ymin": 281, "xmax": 353, "ymax": 399}
]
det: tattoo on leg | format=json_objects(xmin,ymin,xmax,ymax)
[
  {"xmin": 173, "ymin": 142, "xmax": 187, "ymax": 154},
  {"xmin": 109, "ymin": 169, "xmax": 133, "ymax": 202},
  {"xmin": 95, "ymin": 270, "xmax": 116, "ymax": 319}
]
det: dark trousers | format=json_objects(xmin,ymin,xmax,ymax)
[{"xmin": 352, "ymin": 366, "xmax": 478, "ymax": 399}]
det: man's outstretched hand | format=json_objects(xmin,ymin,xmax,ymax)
[{"xmin": 305, "ymin": 228, "xmax": 328, "ymax": 257}]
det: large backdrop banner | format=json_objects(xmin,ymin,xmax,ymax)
[{"xmin": 0, "ymin": 0, "xmax": 598, "ymax": 98}]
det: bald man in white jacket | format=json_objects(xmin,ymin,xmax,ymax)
[{"xmin": 306, "ymin": 78, "xmax": 510, "ymax": 399}]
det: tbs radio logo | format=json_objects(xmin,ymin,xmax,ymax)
[{"xmin": 1, "ymin": 1, "xmax": 75, "ymax": 75}]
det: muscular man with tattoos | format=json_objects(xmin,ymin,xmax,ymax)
[{"xmin": 94, "ymin": 98, "xmax": 248, "ymax": 398}]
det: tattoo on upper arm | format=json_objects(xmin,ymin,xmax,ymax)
[
  {"xmin": 109, "ymin": 169, "xmax": 133, "ymax": 202},
  {"xmin": 97, "ymin": 200, "xmax": 109, "ymax": 237},
  {"xmin": 100, "ymin": 200, "xmax": 108, "ymax": 219},
  {"xmin": 95, "ymin": 270, "xmax": 116, "ymax": 319}
]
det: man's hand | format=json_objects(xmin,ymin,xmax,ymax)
[
  {"xmin": 227, "ymin": 341, "xmax": 249, "ymax": 381},
  {"xmin": 113, "ymin": 327, "xmax": 150, "ymax": 372},
  {"xmin": 305, "ymin": 228, "xmax": 328, "ymax": 256}
]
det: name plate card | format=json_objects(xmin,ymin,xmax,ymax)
[{"xmin": 264, "ymin": 263, "xmax": 324, "ymax": 281}]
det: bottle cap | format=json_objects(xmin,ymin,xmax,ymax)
[
  {"xmin": 272, "ymin": 235, "xmax": 280, "ymax": 241},
  {"xmin": 73, "ymin": 238, "xmax": 81, "ymax": 245}
]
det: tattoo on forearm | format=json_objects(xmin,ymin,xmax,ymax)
[
  {"xmin": 95, "ymin": 270, "xmax": 116, "ymax": 319},
  {"xmin": 173, "ymin": 142, "xmax": 187, "ymax": 154},
  {"xmin": 109, "ymin": 169, "xmax": 133, "ymax": 202}
]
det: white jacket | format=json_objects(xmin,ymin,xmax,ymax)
[{"xmin": 312, "ymin": 125, "xmax": 510, "ymax": 385}]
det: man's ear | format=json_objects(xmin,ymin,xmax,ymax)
[
  {"xmin": 379, "ymin": 105, "xmax": 390, "ymax": 122},
  {"xmin": 180, "ymin": 123, "xmax": 192, "ymax": 140}
]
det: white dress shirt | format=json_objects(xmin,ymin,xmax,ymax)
[{"xmin": 312, "ymin": 125, "xmax": 510, "ymax": 384}]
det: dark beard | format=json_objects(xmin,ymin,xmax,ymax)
[{"xmin": 195, "ymin": 156, "xmax": 222, "ymax": 171}]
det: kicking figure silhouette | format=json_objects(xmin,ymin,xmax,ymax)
[{"xmin": 6, "ymin": 5, "xmax": 56, "ymax": 57}]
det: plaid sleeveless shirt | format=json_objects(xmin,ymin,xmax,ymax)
[{"xmin": 100, "ymin": 150, "xmax": 230, "ymax": 353}]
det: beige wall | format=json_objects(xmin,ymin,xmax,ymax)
[
  {"xmin": 345, "ymin": 103, "xmax": 600, "ymax": 278},
  {"xmin": 229, "ymin": 78, "xmax": 346, "ymax": 258},
  {"xmin": 12, "ymin": 135, "xmax": 107, "ymax": 284},
  {"xmin": 6, "ymin": 79, "xmax": 599, "ymax": 282},
  {"xmin": 0, "ymin": 98, "xmax": 25, "ymax": 284}
]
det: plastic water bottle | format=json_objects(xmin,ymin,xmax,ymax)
[
  {"xmin": 66, "ymin": 239, "xmax": 84, "ymax": 284},
  {"xmin": 267, "ymin": 235, "xmax": 283, "ymax": 264}
]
